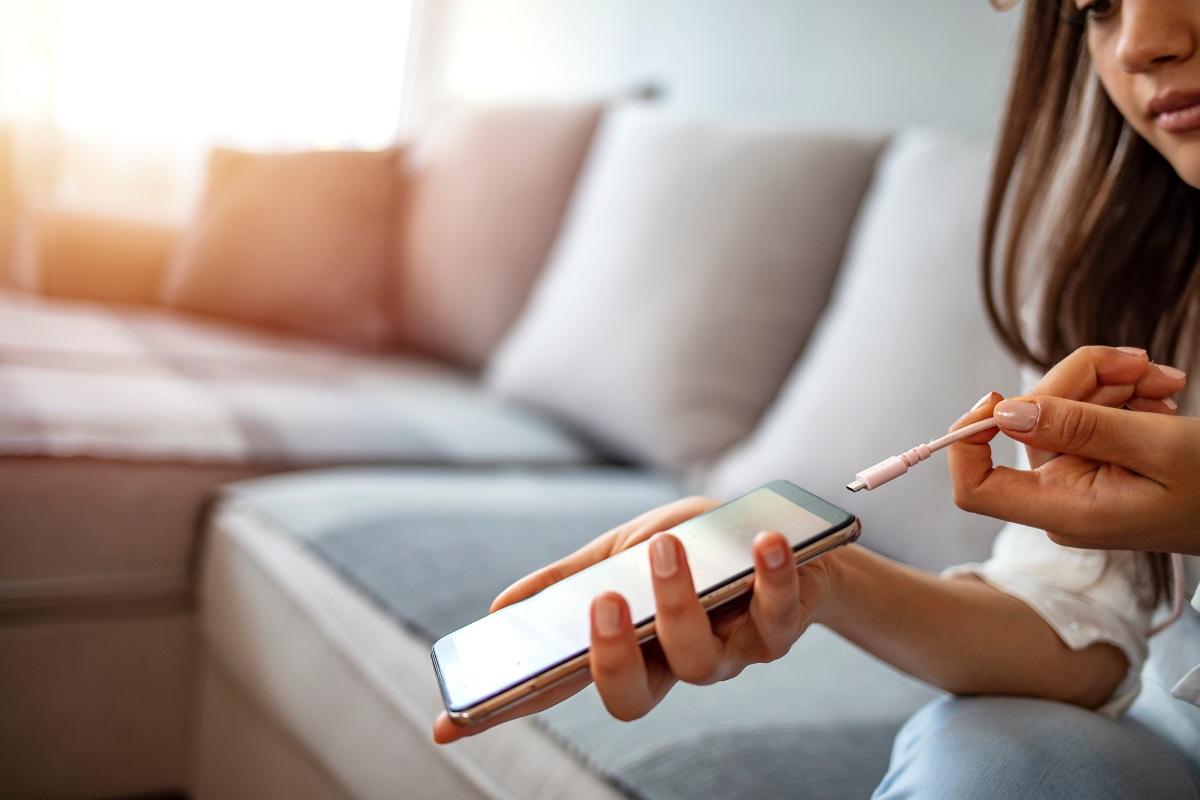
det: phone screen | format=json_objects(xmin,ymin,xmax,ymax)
[{"xmin": 432, "ymin": 481, "xmax": 855, "ymax": 718}]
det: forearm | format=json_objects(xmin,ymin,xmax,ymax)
[{"xmin": 815, "ymin": 545, "xmax": 1128, "ymax": 709}]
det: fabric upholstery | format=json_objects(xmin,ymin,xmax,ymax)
[
  {"xmin": 201, "ymin": 467, "xmax": 941, "ymax": 800},
  {"xmin": 0, "ymin": 457, "xmax": 260, "ymax": 609},
  {"xmin": 221, "ymin": 467, "xmax": 685, "ymax": 639},
  {"xmin": 705, "ymin": 130, "xmax": 1020, "ymax": 572},
  {"xmin": 395, "ymin": 102, "xmax": 603, "ymax": 369},
  {"xmin": 201, "ymin": 474, "xmax": 649, "ymax": 800},
  {"xmin": 487, "ymin": 106, "xmax": 884, "ymax": 476},
  {"xmin": 0, "ymin": 291, "xmax": 593, "ymax": 470},
  {"xmin": 161, "ymin": 148, "xmax": 400, "ymax": 350},
  {"xmin": 0, "ymin": 612, "xmax": 194, "ymax": 799},
  {"xmin": 192, "ymin": 661, "xmax": 350, "ymax": 800},
  {"xmin": 11, "ymin": 206, "xmax": 176, "ymax": 305}
]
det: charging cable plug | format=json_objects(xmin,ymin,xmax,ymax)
[{"xmin": 846, "ymin": 417, "xmax": 999, "ymax": 492}]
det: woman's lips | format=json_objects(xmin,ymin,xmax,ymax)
[
  {"xmin": 1149, "ymin": 90, "xmax": 1200, "ymax": 134},
  {"xmin": 1157, "ymin": 102, "xmax": 1200, "ymax": 134}
]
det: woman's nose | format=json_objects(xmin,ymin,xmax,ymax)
[{"xmin": 1115, "ymin": 0, "xmax": 1197, "ymax": 74}]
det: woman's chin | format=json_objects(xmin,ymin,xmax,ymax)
[
  {"xmin": 1171, "ymin": 160, "xmax": 1200, "ymax": 190},
  {"xmin": 1156, "ymin": 143, "xmax": 1200, "ymax": 190}
]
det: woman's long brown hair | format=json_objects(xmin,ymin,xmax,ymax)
[{"xmin": 984, "ymin": 0, "xmax": 1200, "ymax": 606}]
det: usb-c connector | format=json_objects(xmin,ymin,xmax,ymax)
[{"xmin": 846, "ymin": 417, "xmax": 998, "ymax": 493}]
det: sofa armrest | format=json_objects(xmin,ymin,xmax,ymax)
[{"xmin": 12, "ymin": 206, "xmax": 179, "ymax": 306}]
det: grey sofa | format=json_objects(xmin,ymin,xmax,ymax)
[{"xmin": 0, "ymin": 103, "xmax": 1018, "ymax": 799}]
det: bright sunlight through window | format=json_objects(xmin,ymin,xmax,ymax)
[{"xmin": 49, "ymin": 0, "xmax": 412, "ymax": 150}]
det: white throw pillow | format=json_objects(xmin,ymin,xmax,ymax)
[
  {"xmin": 486, "ymin": 106, "xmax": 883, "ymax": 475},
  {"xmin": 706, "ymin": 130, "xmax": 1020, "ymax": 572}
]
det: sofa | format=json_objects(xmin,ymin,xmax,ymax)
[{"xmin": 0, "ymin": 102, "xmax": 1020, "ymax": 799}]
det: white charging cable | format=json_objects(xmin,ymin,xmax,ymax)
[
  {"xmin": 846, "ymin": 416, "xmax": 1187, "ymax": 636},
  {"xmin": 845, "ymin": 417, "xmax": 999, "ymax": 493}
]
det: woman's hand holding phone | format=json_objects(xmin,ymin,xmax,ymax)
[{"xmin": 432, "ymin": 495, "xmax": 841, "ymax": 744}]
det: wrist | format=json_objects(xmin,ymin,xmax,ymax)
[{"xmin": 805, "ymin": 543, "xmax": 860, "ymax": 627}]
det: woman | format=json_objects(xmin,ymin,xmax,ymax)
[{"xmin": 435, "ymin": 0, "xmax": 1200, "ymax": 795}]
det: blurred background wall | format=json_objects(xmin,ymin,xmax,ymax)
[
  {"xmin": 0, "ymin": 0, "xmax": 1019, "ymax": 230},
  {"xmin": 414, "ymin": 0, "xmax": 1020, "ymax": 138}
]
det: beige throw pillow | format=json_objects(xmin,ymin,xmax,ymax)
[
  {"xmin": 394, "ymin": 102, "xmax": 603, "ymax": 368},
  {"xmin": 162, "ymin": 148, "xmax": 400, "ymax": 350},
  {"xmin": 705, "ymin": 130, "xmax": 1020, "ymax": 571},
  {"xmin": 486, "ymin": 106, "xmax": 883, "ymax": 475}
]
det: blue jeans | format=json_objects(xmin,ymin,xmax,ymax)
[
  {"xmin": 875, "ymin": 605, "xmax": 1200, "ymax": 799},
  {"xmin": 873, "ymin": 693, "xmax": 1200, "ymax": 800}
]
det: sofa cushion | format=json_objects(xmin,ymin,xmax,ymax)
[
  {"xmin": 11, "ymin": 206, "xmax": 177, "ymax": 305},
  {"xmin": 0, "ymin": 291, "xmax": 592, "ymax": 469},
  {"xmin": 486, "ymin": 106, "xmax": 884, "ymax": 477},
  {"xmin": 199, "ymin": 467, "xmax": 940, "ymax": 800},
  {"xmin": 395, "ymin": 102, "xmax": 603, "ymax": 369},
  {"xmin": 0, "ymin": 457, "xmax": 261, "ymax": 611},
  {"xmin": 0, "ymin": 291, "xmax": 595, "ymax": 608},
  {"xmin": 218, "ymin": 468, "xmax": 684, "ymax": 639},
  {"xmin": 161, "ymin": 148, "xmax": 399, "ymax": 350},
  {"xmin": 705, "ymin": 130, "xmax": 1021, "ymax": 572}
]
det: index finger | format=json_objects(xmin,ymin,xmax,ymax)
[
  {"xmin": 490, "ymin": 537, "xmax": 613, "ymax": 612},
  {"xmin": 1030, "ymin": 345, "xmax": 1150, "ymax": 406}
]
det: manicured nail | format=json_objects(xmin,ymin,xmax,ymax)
[
  {"xmin": 994, "ymin": 399, "xmax": 1039, "ymax": 432},
  {"xmin": 1116, "ymin": 346, "xmax": 1147, "ymax": 357},
  {"xmin": 971, "ymin": 391, "xmax": 995, "ymax": 411},
  {"xmin": 1164, "ymin": 397, "xmax": 1179, "ymax": 412},
  {"xmin": 594, "ymin": 596, "xmax": 622, "ymax": 637},
  {"xmin": 651, "ymin": 535, "xmax": 678, "ymax": 578},
  {"xmin": 762, "ymin": 536, "xmax": 788, "ymax": 570},
  {"xmin": 1157, "ymin": 364, "xmax": 1187, "ymax": 381}
]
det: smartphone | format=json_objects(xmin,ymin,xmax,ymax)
[{"xmin": 431, "ymin": 480, "xmax": 860, "ymax": 726}]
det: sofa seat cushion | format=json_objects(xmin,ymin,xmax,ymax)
[
  {"xmin": 0, "ymin": 457, "xmax": 263, "ymax": 611},
  {"xmin": 0, "ymin": 291, "xmax": 595, "ymax": 609},
  {"xmin": 199, "ymin": 467, "xmax": 941, "ymax": 800},
  {"xmin": 0, "ymin": 290, "xmax": 594, "ymax": 469}
]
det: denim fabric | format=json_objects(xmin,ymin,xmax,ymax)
[{"xmin": 873, "ymin": 694, "xmax": 1200, "ymax": 800}]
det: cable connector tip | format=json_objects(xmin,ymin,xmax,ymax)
[{"xmin": 846, "ymin": 415, "xmax": 1000, "ymax": 494}]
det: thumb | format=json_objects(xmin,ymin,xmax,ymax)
[
  {"xmin": 993, "ymin": 396, "xmax": 1164, "ymax": 477},
  {"xmin": 489, "ymin": 536, "xmax": 612, "ymax": 612}
]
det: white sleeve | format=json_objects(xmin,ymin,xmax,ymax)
[
  {"xmin": 944, "ymin": 523, "xmax": 1153, "ymax": 716},
  {"xmin": 941, "ymin": 363, "xmax": 1154, "ymax": 716}
]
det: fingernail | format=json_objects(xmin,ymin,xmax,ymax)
[
  {"xmin": 651, "ymin": 535, "xmax": 678, "ymax": 578},
  {"xmin": 1116, "ymin": 346, "xmax": 1147, "ymax": 357},
  {"xmin": 1157, "ymin": 364, "xmax": 1187, "ymax": 381},
  {"xmin": 594, "ymin": 596, "xmax": 622, "ymax": 637},
  {"xmin": 971, "ymin": 391, "xmax": 995, "ymax": 411},
  {"xmin": 1164, "ymin": 397, "xmax": 1179, "ymax": 412},
  {"xmin": 994, "ymin": 399, "xmax": 1039, "ymax": 431},
  {"xmin": 762, "ymin": 537, "xmax": 788, "ymax": 570}
]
